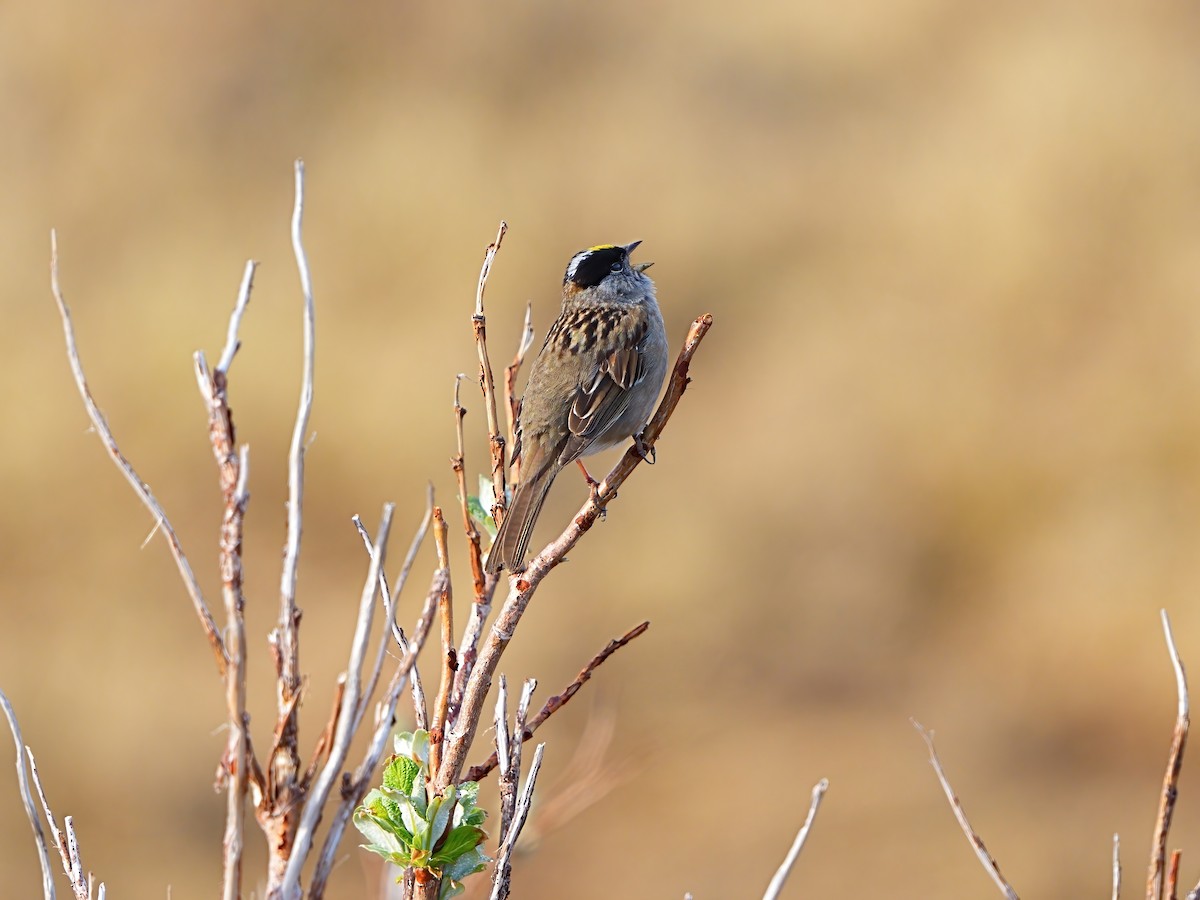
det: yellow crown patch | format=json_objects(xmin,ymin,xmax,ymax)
[{"xmin": 587, "ymin": 244, "xmax": 619, "ymax": 252}]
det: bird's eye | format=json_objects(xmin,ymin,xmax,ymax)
[{"xmin": 610, "ymin": 260, "xmax": 622, "ymax": 273}]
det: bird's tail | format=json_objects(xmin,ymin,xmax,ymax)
[{"xmin": 485, "ymin": 465, "xmax": 558, "ymax": 575}]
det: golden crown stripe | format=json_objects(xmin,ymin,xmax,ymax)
[{"xmin": 586, "ymin": 244, "xmax": 619, "ymax": 252}]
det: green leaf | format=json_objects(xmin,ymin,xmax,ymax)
[
  {"xmin": 441, "ymin": 845, "xmax": 490, "ymax": 886},
  {"xmin": 432, "ymin": 824, "xmax": 488, "ymax": 867},
  {"xmin": 383, "ymin": 754, "xmax": 421, "ymax": 795}
]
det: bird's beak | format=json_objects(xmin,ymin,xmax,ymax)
[{"xmin": 624, "ymin": 240, "xmax": 652, "ymax": 271}]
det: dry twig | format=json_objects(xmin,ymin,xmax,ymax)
[
  {"xmin": 489, "ymin": 742, "xmax": 546, "ymax": 900},
  {"xmin": 27, "ymin": 748, "xmax": 99, "ymax": 900},
  {"xmin": 1148, "ymin": 610, "xmax": 1190, "ymax": 900},
  {"xmin": 451, "ymin": 374, "xmax": 487, "ymax": 605},
  {"xmin": 436, "ymin": 314, "xmax": 713, "ymax": 794},
  {"xmin": 472, "ymin": 221, "xmax": 509, "ymax": 528},
  {"xmin": 761, "ymin": 779, "xmax": 829, "ymax": 900},
  {"xmin": 1, "ymin": 690, "xmax": 54, "ymax": 898},
  {"xmin": 1168, "ymin": 850, "xmax": 1182, "ymax": 900},
  {"xmin": 49, "ymin": 230, "xmax": 228, "ymax": 676},
  {"xmin": 194, "ymin": 260, "xmax": 257, "ymax": 900},
  {"xmin": 913, "ymin": 721, "xmax": 1018, "ymax": 900},
  {"xmin": 429, "ymin": 508, "xmax": 457, "ymax": 774},
  {"xmin": 1114, "ymin": 834, "xmax": 1121, "ymax": 900},
  {"xmin": 466, "ymin": 621, "xmax": 650, "ymax": 781}
]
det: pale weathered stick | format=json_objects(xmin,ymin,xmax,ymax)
[
  {"xmin": 913, "ymin": 721, "xmax": 1019, "ymax": 900},
  {"xmin": 1114, "ymin": 834, "xmax": 1122, "ymax": 900},
  {"xmin": 0, "ymin": 690, "xmax": 54, "ymax": 899},
  {"xmin": 502, "ymin": 302, "xmax": 535, "ymax": 485},
  {"xmin": 472, "ymin": 221, "xmax": 509, "ymax": 528},
  {"xmin": 194, "ymin": 261, "xmax": 257, "ymax": 900},
  {"xmin": 761, "ymin": 779, "xmax": 829, "ymax": 900},
  {"xmin": 27, "ymin": 749, "xmax": 97, "ymax": 900},
  {"xmin": 1148, "ymin": 610, "xmax": 1190, "ymax": 900},
  {"xmin": 354, "ymin": 493, "xmax": 433, "ymax": 731},
  {"xmin": 279, "ymin": 505, "xmax": 393, "ymax": 898},
  {"xmin": 500, "ymin": 679, "xmax": 536, "ymax": 841},
  {"xmin": 49, "ymin": 230, "xmax": 229, "ymax": 677},
  {"xmin": 489, "ymin": 742, "xmax": 545, "ymax": 900},
  {"xmin": 466, "ymin": 621, "xmax": 649, "ymax": 781},
  {"xmin": 493, "ymin": 677, "xmax": 513, "ymax": 837},
  {"xmin": 436, "ymin": 314, "xmax": 712, "ymax": 794},
  {"xmin": 429, "ymin": 508, "xmax": 456, "ymax": 775}
]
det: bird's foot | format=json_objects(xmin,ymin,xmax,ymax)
[{"xmin": 633, "ymin": 432, "xmax": 656, "ymax": 465}]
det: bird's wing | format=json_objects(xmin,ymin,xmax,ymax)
[{"xmin": 559, "ymin": 313, "xmax": 649, "ymax": 464}]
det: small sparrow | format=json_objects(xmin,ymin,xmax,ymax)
[{"xmin": 485, "ymin": 241, "xmax": 668, "ymax": 574}]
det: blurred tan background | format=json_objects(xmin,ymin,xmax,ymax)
[{"xmin": 4, "ymin": 0, "xmax": 1200, "ymax": 896}]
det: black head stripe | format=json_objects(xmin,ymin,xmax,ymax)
[{"xmin": 564, "ymin": 245, "xmax": 625, "ymax": 288}]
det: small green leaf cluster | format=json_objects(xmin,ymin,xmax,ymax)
[{"xmin": 353, "ymin": 731, "xmax": 490, "ymax": 899}]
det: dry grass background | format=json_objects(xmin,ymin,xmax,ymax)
[{"xmin": 3, "ymin": 1, "xmax": 1200, "ymax": 896}]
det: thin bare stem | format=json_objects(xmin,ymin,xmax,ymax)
[
  {"xmin": 452, "ymin": 374, "xmax": 487, "ymax": 604},
  {"xmin": 279, "ymin": 505, "xmax": 393, "ymax": 898},
  {"xmin": 278, "ymin": 156, "xmax": 315, "ymax": 690},
  {"xmin": 436, "ymin": 314, "xmax": 712, "ymax": 793},
  {"xmin": 1115, "ymin": 834, "xmax": 1122, "ymax": 900},
  {"xmin": 1167, "ymin": 850, "xmax": 1182, "ymax": 900},
  {"xmin": 355, "ymin": 493, "xmax": 434, "ymax": 729},
  {"xmin": 195, "ymin": 266, "xmax": 257, "ymax": 900},
  {"xmin": 472, "ymin": 221, "xmax": 509, "ymax": 528},
  {"xmin": 502, "ymin": 302, "xmax": 535, "ymax": 485},
  {"xmin": 28, "ymin": 749, "xmax": 95, "ymax": 900},
  {"xmin": 429, "ymin": 508, "xmax": 456, "ymax": 775},
  {"xmin": 1, "ymin": 690, "xmax": 54, "ymax": 899},
  {"xmin": 1148, "ymin": 610, "xmax": 1190, "ymax": 900},
  {"xmin": 913, "ymin": 721, "xmax": 1018, "ymax": 900},
  {"xmin": 493, "ymin": 676, "xmax": 513, "ymax": 836},
  {"xmin": 49, "ymin": 230, "xmax": 228, "ymax": 676},
  {"xmin": 466, "ymin": 622, "xmax": 649, "ymax": 781},
  {"xmin": 489, "ymin": 742, "xmax": 545, "ymax": 900},
  {"xmin": 761, "ymin": 779, "xmax": 829, "ymax": 900}
]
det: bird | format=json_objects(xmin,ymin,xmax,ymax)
[{"xmin": 485, "ymin": 241, "xmax": 669, "ymax": 574}]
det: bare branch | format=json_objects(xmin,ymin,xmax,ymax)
[
  {"xmin": 451, "ymin": 374, "xmax": 487, "ymax": 604},
  {"xmin": 49, "ymin": 230, "xmax": 229, "ymax": 677},
  {"xmin": 1167, "ymin": 850, "xmax": 1182, "ymax": 900},
  {"xmin": 27, "ymin": 749, "xmax": 96, "ymax": 900},
  {"xmin": 279, "ymin": 504, "xmax": 393, "ymax": 898},
  {"xmin": 355, "ymin": 493, "xmax": 434, "ymax": 731},
  {"xmin": 472, "ymin": 221, "xmax": 509, "ymax": 528},
  {"xmin": 1114, "ymin": 834, "xmax": 1122, "ymax": 900},
  {"xmin": 761, "ymin": 779, "xmax": 829, "ymax": 900},
  {"xmin": 502, "ymin": 302, "xmax": 535, "ymax": 484},
  {"xmin": 1148, "ymin": 610, "xmax": 1190, "ymax": 900},
  {"xmin": 489, "ymin": 742, "xmax": 545, "ymax": 900},
  {"xmin": 216, "ymin": 261, "xmax": 257, "ymax": 375},
  {"xmin": 466, "ymin": 622, "xmax": 649, "ymax": 781},
  {"xmin": 429, "ymin": 508, "xmax": 457, "ymax": 774},
  {"xmin": 0, "ymin": 690, "xmax": 54, "ymax": 898},
  {"xmin": 278, "ymin": 156, "xmax": 316, "ymax": 690},
  {"xmin": 436, "ymin": 314, "xmax": 713, "ymax": 793},
  {"xmin": 913, "ymin": 721, "xmax": 1018, "ymax": 900},
  {"xmin": 195, "ymin": 267, "xmax": 257, "ymax": 900}
]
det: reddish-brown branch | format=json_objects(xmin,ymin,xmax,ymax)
[
  {"xmin": 435, "ymin": 314, "xmax": 713, "ymax": 794},
  {"xmin": 429, "ymin": 509, "xmax": 456, "ymax": 776},
  {"xmin": 451, "ymin": 375, "xmax": 487, "ymax": 606},
  {"xmin": 1167, "ymin": 850, "xmax": 1182, "ymax": 900},
  {"xmin": 465, "ymin": 621, "xmax": 650, "ymax": 781}
]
